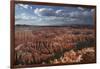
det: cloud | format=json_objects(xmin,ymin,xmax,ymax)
[
  {"xmin": 69, "ymin": 10, "xmax": 93, "ymax": 18},
  {"xmin": 34, "ymin": 8, "xmax": 69, "ymax": 17},
  {"xmin": 15, "ymin": 13, "xmax": 29, "ymax": 20},
  {"xmin": 56, "ymin": 10, "xmax": 63, "ymax": 14},
  {"xmin": 34, "ymin": 7, "xmax": 92, "ymax": 18},
  {"xmin": 18, "ymin": 4, "xmax": 33, "ymax": 9},
  {"xmin": 56, "ymin": 10, "xmax": 80, "ymax": 17},
  {"xmin": 30, "ymin": 6, "xmax": 33, "ymax": 9},
  {"xmin": 34, "ymin": 8, "xmax": 41, "ymax": 16},
  {"xmin": 15, "ymin": 13, "xmax": 37, "ymax": 21},
  {"xmin": 15, "ymin": 4, "xmax": 35, "ymax": 20},
  {"xmin": 82, "ymin": 11, "xmax": 90, "ymax": 16},
  {"xmin": 55, "ymin": 10, "xmax": 67, "ymax": 16},
  {"xmin": 91, "ymin": 9, "xmax": 95, "ymax": 13},
  {"xmin": 69, "ymin": 11, "xmax": 81, "ymax": 17},
  {"xmin": 77, "ymin": 7, "xmax": 85, "ymax": 11},
  {"xmin": 18, "ymin": 4, "xmax": 29, "ymax": 9},
  {"xmin": 34, "ymin": 8, "xmax": 56, "ymax": 16}
]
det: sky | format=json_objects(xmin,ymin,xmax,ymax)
[{"xmin": 15, "ymin": 3, "xmax": 95, "ymax": 26}]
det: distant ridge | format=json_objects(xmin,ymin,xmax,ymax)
[{"xmin": 15, "ymin": 24, "xmax": 94, "ymax": 29}]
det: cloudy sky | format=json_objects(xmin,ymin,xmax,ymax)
[{"xmin": 15, "ymin": 3, "xmax": 95, "ymax": 26}]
